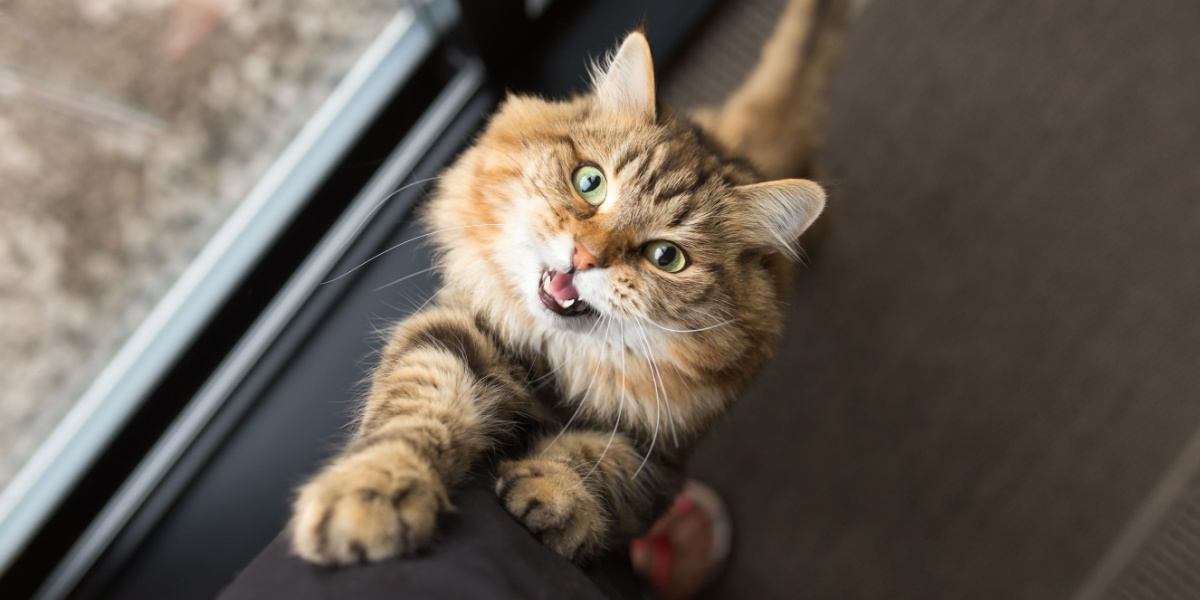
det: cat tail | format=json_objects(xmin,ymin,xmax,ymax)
[{"xmin": 693, "ymin": 0, "xmax": 851, "ymax": 180}]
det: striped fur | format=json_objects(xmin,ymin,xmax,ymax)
[{"xmin": 291, "ymin": 0, "xmax": 848, "ymax": 564}]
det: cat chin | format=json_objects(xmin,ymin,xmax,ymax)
[
  {"xmin": 523, "ymin": 292, "xmax": 600, "ymax": 333},
  {"xmin": 532, "ymin": 305, "xmax": 600, "ymax": 332}
]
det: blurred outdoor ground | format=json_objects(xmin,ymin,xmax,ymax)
[{"xmin": 0, "ymin": 0, "xmax": 403, "ymax": 488}]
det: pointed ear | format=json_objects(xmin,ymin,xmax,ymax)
[
  {"xmin": 592, "ymin": 31, "xmax": 656, "ymax": 120},
  {"xmin": 736, "ymin": 179, "xmax": 826, "ymax": 258}
]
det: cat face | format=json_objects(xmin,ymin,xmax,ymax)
[
  {"xmin": 494, "ymin": 126, "xmax": 779, "ymax": 338},
  {"xmin": 430, "ymin": 33, "xmax": 823, "ymax": 364}
]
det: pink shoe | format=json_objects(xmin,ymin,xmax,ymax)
[{"xmin": 630, "ymin": 480, "xmax": 732, "ymax": 599}]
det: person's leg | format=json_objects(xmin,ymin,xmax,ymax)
[{"xmin": 219, "ymin": 479, "xmax": 642, "ymax": 600}]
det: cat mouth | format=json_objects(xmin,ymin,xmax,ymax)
[{"xmin": 538, "ymin": 269, "xmax": 594, "ymax": 317}]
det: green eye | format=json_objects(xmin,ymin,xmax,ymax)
[
  {"xmin": 572, "ymin": 165, "xmax": 607, "ymax": 206},
  {"xmin": 643, "ymin": 241, "xmax": 688, "ymax": 273}
]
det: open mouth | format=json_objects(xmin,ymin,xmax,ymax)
[{"xmin": 538, "ymin": 269, "xmax": 594, "ymax": 317}]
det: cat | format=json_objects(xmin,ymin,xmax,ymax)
[{"xmin": 290, "ymin": 0, "xmax": 847, "ymax": 564}]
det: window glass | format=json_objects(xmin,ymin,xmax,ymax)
[{"xmin": 0, "ymin": 0, "xmax": 411, "ymax": 490}]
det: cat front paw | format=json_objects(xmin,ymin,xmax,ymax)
[
  {"xmin": 495, "ymin": 458, "xmax": 607, "ymax": 560},
  {"xmin": 290, "ymin": 455, "xmax": 449, "ymax": 565}
]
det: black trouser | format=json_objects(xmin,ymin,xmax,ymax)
[{"xmin": 218, "ymin": 478, "xmax": 644, "ymax": 600}]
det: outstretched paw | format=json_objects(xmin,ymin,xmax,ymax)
[
  {"xmin": 290, "ymin": 455, "xmax": 449, "ymax": 565},
  {"xmin": 495, "ymin": 458, "xmax": 607, "ymax": 560}
]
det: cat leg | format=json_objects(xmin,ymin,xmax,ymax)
[
  {"xmin": 290, "ymin": 308, "xmax": 532, "ymax": 565},
  {"xmin": 694, "ymin": 0, "xmax": 851, "ymax": 179},
  {"xmin": 495, "ymin": 430, "xmax": 681, "ymax": 561}
]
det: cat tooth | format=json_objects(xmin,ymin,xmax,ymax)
[{"xmin": 562, "ymin": 298, "xmax": 576, "ymax": 308}]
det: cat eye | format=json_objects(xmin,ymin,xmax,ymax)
[
  {"xmin": 642, "ymin": 240, "xmax": 688, "ymax": 273},
  {"xmin": 572, "ymin": 165, "xmax": 607, "ymax": 206}
]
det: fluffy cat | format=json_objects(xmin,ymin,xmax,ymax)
[{"xmin": 290, "ymin": 0, "xmax": 846, "ymax": 564}]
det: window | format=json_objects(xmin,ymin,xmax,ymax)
[{"xmin": 0, "ymin": 0, "xmax": 454, "ymax": 575}]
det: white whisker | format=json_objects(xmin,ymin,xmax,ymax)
[
  {"xmin": 321, "ymin": 223, "xmax": 503, "ymax": 285},
  {"xmin": 531, "ymin": 316, "xmax": 603, "ymax": 388},
  {"xmin": 413, "ymin": 289, "xmax": 438, "ymax": 313},
  {"xmin": 635, "ymin": 318, "xmax": 679, "ymax": 448},
  {"xmin": 529, "ymin": 365, "xmax": 563, "ymax": 386},
  {"xmin": 372, "ymin": 265, "xmax": 438, "ymax": 292},
  {"xmin": 548, "ymin": 316, "xmax": 611, "ymax": 449},
  {"xmin": 351, "ymin": 175, "xmax": 442, "ymax": 238},
  {"xmin": 384, "ymin": 284, "xmax": 436, "ymax": 315},
  {"xmin": 631, "ymin": 318, "xmax": 661, "ymax": 478},
  {"xmin": 584, "ymin": 322, "xmax": 625, "ymax": 482},
  {"xmin": 642, "ymin": 316, "xmax": 737, "ymax": 334}
]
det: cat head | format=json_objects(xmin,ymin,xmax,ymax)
[{"xmin": 430, "ymin": 31, "xmax": 824, "ymax": 381}]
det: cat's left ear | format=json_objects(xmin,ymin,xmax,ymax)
[
  {"xmin": 592, "ymin": 31, "xmax": 656, "ymax": 121},
  {"xmin": 735, "ymin": 179, "xmax": 826, "ymax": 259}
]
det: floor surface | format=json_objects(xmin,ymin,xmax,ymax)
[{"xmin": 668, "ymin": 1, "xmax": 1200, "ymax": 598}]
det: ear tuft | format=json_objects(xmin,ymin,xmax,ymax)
[
  {"xmin": 736, "ymin": 179, "xmax": 826, "ymax": 260},
  {"xmin": 591, "ymin": 31, "xmax": 656, "ymax": 120}
]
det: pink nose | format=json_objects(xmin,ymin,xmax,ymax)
[{"xmin": 572, "ymin": 241, "xmax": 598, "ymax": 271}]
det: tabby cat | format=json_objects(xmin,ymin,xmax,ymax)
[{"xmin": 290, "ymin": 0, "xmax": 846, "ymax": 564}]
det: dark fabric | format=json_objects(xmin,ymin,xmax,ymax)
[
  {"xmin": 218, "ymin": 479, "xmax": 643, "ymax": 600},
  {"xmin": 689, "ymin": 0, "xmax": 1200, "ymax": 599}
]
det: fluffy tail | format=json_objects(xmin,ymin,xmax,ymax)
[{"xmin": 694, "ymin": 0, "xmax": 851, "ymax": 180}]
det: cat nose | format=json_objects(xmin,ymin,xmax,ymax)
[{"xmin": 572, "ymin": 241, "xmax": 598, "ymax": 272}]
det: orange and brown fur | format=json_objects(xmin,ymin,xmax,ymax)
[{"xmin": 290, "ymin": 0, "xmax": 848, "ymax": 564}]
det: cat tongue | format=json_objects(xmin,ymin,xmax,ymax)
[{"xmin": 546, "ymin": 271, "xmax": 579, "ymax": 303}]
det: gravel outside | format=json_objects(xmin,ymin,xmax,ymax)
[{"xmin": 0, "ymin": 0, "xmax": 405, "ymax": 489}]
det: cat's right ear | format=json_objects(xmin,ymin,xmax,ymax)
[
  {"xmin": 592, "ymin": 31, "xmax": 656, "ymax": 121},
  {"xmin": 735, "ymin": 178, "xmax": 826, "ymax": 260}
]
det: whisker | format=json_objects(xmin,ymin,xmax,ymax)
[
  {"xmin": 326, "ymin": 177, "xmax": 442, "ymax": 274},
  {"xmin": 321, "ymin": 223, "xmax": 503, "ymax": 285},
  {"xmin": 413, "ymin": 288, "xmax": 439, "ymax": 313},
  {"xmin": 631, "ymin": 318, "xmax": 661, "ymax": 478},
  {"xmin": 380, "ymin": 285, "xmax": 433, "ymax": 314},
  {"xmin": 548, "ymin": 316, "xmax": 611, "ymax": 449},
  {"xmin": 642, "ymin": 316, "xmax": 737, "ymax": 334},
  {"xmin": 584, "ymin": 322, "xmax": 625, "ymax": 482},
  {"xmin": 531, "ymin": 316, "xmax": 603, "ymax": 388},
  {"xmin": 635, "ymin": 318, "xmax": 679, "ymax": 448},
  {"xmin": 347, "ymin": 175, "xmax": 442, "ymax": 241},
  {"xmin": 373, "ymin": 265, "xmax": 438, "ymax": 292}
]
